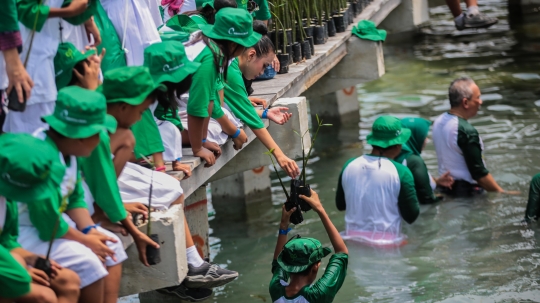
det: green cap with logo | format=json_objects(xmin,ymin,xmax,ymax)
[
  {"xmin": 200, "ymin": 7, "xmax": 261, "ymax": 47},
  {"xmin": 196, "ymin": 0, "xmax": 214, "ymax": 9},
  {"xmin": 54, "ymin": 42, "xmax": 96, "ymax": 90},
  {"xmin": 367, "ymin": 116, "xmax": 411, "ymax": 148},
  {"xmin": 42, "ymin": 86, "xmax": 117, "ymax": 139},
  {"xmin": 98, "ymin": 66, "xmax": 166, "ymax": 105},
  {"xmin": 0, "ymin": 133, "xmax": 64, "ymax": 202},
  {"xmin": 277, "ymin": 237, "xmax": 332, "ymax": 273},
  {"xmin": 144, "ymin": 41, "xmax": 201, "ymax": 85}
]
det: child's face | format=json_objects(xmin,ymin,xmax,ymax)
[{"xmin": 115, "ymin": 97, "xmax": 155, "ymax": 129}]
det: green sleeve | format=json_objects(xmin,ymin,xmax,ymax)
[
  {"xmin": 94, "ymin": 0, "xmax": 127, "ymax": 73},
  {"xmin": 0, "ymin": 0, "xmax": 19, "ymax": 33},
  {"xmin": 78, "ymin": 131, "xmax": 127, "ymax": 223},
  {"xmin": 0, "ymin": 200, "xmax": 21, "ymax": 250},
  {"xmin": 304, "ymin": 253, "xmax": 349, "ymax": 303},
  {"xmin": 269, "ymin": 259, "xmax": 289, "ymax": 302},
  {"xmin": 457, "ymin": 118, "xmax": 489, "ymax": 180},
  {"xmin": 405, "ymin": 155, "xmax": 439, "ymax": 205},
  {"xmin": 392, "ymin": 160, "xmax": 420, "ymax": 224},
  {"xmin": 211, "ymin": 98, "xmax": 225, "ymax": 119},
  {"xmin": 224, "ymin": 60, "xmax": 264, "ymax": 129},
  {"xmin": 17, "ymin": 0, "xmax": 49, "ymax": 32},
  {"xmin": 66, "ymin": 171, "xmax": 88, "ymax": 211},
  {"xmin": 525, "ymin": 173, "xmax": 540, "ymax": 222},
  {"xmin": 27, "ymin": 194, "xmax": 69, "ymax": 240},
  {"xmin": 0, "ymin": 245, "xmax": 31, "ymax": 299},
  {"xmin": 336, "ymin": 158, "xmax": 356, "ymax": 211},
  {"xmin": 132, "ymin": 109, "xmax": 165, "ymax": 159},
  {"xmin": 188, "ymin": 47, "xmax": 218, "ymax": 118},
  {"xmin": 254, "ymin": 0, "xmax": 271, "ymax": 20},
  {"xmin": 236, "ymin": 0, "xmax": 248, "ymax": 10},
  {"xmin": 154, "ymin": 105, "xmax": 184, "ymax": 131}
]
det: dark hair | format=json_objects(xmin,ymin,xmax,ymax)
[
  {"xmin": 372, "ymin": 144, "xmax": 401, "ymax": 153},
  {"xmin": 291, "ymin": 262, "xmax": 319, "ymax": 276},
  {"xmin": 183, "ymin": 0, "xmax": 237, "ymax": 25},
  {"xmin": 156, "ymin": 75, "xmax": 193, "ymax": 112},
  {"xmin": 68, "ymin": 60, "xmax": 88, "ymax": 87},
  {"xmin": 251, "ymin": 21, "xmax": 275, "ymax": 57}
]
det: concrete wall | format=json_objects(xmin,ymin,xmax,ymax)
[
  {"xmin": 184, "ymin": 186, "xmax": 209, "ymax": 258},
  {"xmin": 379, "ymin": 0, "xmax": 429, "ymax": 33}
]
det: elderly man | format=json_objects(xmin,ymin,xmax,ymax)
[{"xmin": 433, "ymin": 77, "xmax": 511, "ymax": 196}]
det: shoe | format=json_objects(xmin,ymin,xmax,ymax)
[
  {"xmin": 455, "ymin": 12, "xmax": 498, "ymax": 30},
  {"xmin": 183, "ymin": 261, "xmax": 239, "ymax": 288},
  {"xmin": 157, "ymin": 284, "xmax": 213, "ymax": 302}
]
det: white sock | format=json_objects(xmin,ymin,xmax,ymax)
[
  {"xmin": 186, "ymin": 245, "xmax": 204, "ymax": 267},
  {"xmin": 467, "ymin": 5, "xmax": 479, "ymax": 16}
]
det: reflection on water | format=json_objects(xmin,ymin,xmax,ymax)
[{"xmin": 208, "ymin": 0, "xmax": 540, "ymax": 302}]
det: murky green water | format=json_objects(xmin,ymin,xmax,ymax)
[{"xmin": 208, "ymin": 1, "xmax": 540, "ymax": 302}]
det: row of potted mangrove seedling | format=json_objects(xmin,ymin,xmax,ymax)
[{"xmin": 269, "ymin": 0, "xmax": 375, "ymax": 73}]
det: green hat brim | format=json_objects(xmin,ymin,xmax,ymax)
[
  {"xmin": 42, "ymin": 114, "xmax": 117, "ymax": 139},
  {"xmin": 152, "ymin": 61, "xmax": 201, "ymax": 85},
  {"xmin": 366, "ymin": 128, "xmax": 411, "ymax": 148},
  {"xmin": 200, "ymin": 24, "xmax": 262, "ymax": 48},
  {"xmin": 99, "ymin": 83, "xmax": 166, "ymax": 105},
  {"xmin": 0, "ymin": 161, "xmax": 64, "ymax": 202},
  {"xmin": 276, "ymin": 247, "xmax": 332, "ymax": 273},
  {"xmin": 56, "ymin": 49, "xmax": 96, "ymax": 90}
]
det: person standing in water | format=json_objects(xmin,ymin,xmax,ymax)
[
  {"xmin": 336, "ymin": 116, "xmax": 420, "ymax": 246},
  {"xmin": 395, "ymin": 117, "xmax": 454, "ymax": 204},
  {"xmin": 432, "ymin": 77, "xmax": 518, "ymax": 196}
]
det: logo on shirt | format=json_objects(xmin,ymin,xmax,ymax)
[
  {"xmin": 60, "ymin": 110, "xmax": 88, "ymax": 124},
  {"xmin": 2, "ymin": 173, "xmax": 31, "ymax": 188},
  {"xmin": 228, "ymin": 27, "xmax": 248, "ymax": 36},
  {"xmin": 163, "ymin": 63, "xmax": 184, "ymax": 72}
]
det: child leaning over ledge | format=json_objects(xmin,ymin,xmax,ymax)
[{"xmin": 270, "ymin": 190, "xmax": 348, "ymax": 303}]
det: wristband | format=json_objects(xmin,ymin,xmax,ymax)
[
  {"xmin": 176, "ymin": 157, "xmax": 182, "ymax": 161},
  {"xmin": 279, "ymin": 227, "xmax": 292, "ymax": 235},
  {"xmin": 82, "ymin": 224, "xmax": 99, "ymax": 235},
  {"xmin": 202, "ymin": 138, "xmax": 207, "ymax": 143},
  {"xmin": 262, "ymin": 108, "xmax": 269, "ymax": 119},
  {"xmin": 231, "ymin": 128, "xmax": 241, "ymax": 139},
  {"xmin": 155, "ymin": 166, "xmax": 166, "ymax": 172}
]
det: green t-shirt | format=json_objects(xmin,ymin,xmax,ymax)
[
  {"xmin": 17, "ymin": 0, "xmax": 50, "ymax": 32},
  {"xmin": 154, "ymin": 105, "xmax": 184, "ymax": 131},
  {"xmin": 1, "ymin": 0, "xmax": 19, "ymax": 33},
  {"xmin": 0, "ymin": 244, "xmax": 31, "ymax": 298},
  {"xmin": 132, "ymin": 109, "xmax": 166, "ymax": 159},
  {"xmin": 0, "ymin": 199, "xmax": 21, "ymax": 251},
  {"xmin": 525, "ymin": 173, "xmax": 540, "ymax": 222},
  {"xmin": 269, "ymin": 253, "xmax": 348, "ymax": 303},
  {"xmin": 78, "ymin": 130, "xmax": 128, "ymax": 223},
  {"xmin": 402, "ymin": 154, "xmax": 440, "ymax": 205},
  {"xmin": 456, "ymin": 116, "xmax": 489, "ymax": 181},
  {"xmin": 236, "ymin": 0, "xmax": 271, "ymax": 20},
  {"xmin": 187, "ymin": 44, "xmax": 220, "ymax": 118},
  {"xmin": 224, "ymin": 59, "xmax": 264, "ymax": 129}
]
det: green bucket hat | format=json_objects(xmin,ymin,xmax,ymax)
[
  {"xmin": 42, "ymin": 86, "xmax": 117, "ymax": 139},
  {"xmin": 144, "ymin": 41, "xmax": 201, "ymax": 85},
  {"xmin": 159, "ymin": 31, "xmax": 191, "ymax": 43},
  {"xmin": 366, "ymin": 116, "xmax": 411, "ymax": 148},
  {"xmin": 54, "ymin": 42, "xmax": 96, "ymax": 90},
  {"xmin": 352, "ymin": 20, "xmax": 387, "ymax": 42},
  {"xmin": 277, "ymin": 237, "xmax": 332, "ymax": 273},
  {"xmin": 98, "ymin": 66, "xmax": 166, "ymax": 105},
  {"xmin": 200, "ymin": 7, "xmax": 261, "ymax": 47},
  {"xmin": 196, "ymin": 0, "xmax": 214, "ymax": 9},
  {"xmin": 61, "ymin": 0, "xmax": 98, "ymax": 26},
  {"xmin": 0, "ymin": 133, "xmax": 64, "ymax": 202}
]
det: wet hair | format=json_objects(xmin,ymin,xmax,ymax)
[
  {"xmin": 183, "ymin": 0, "xmax": 237, "ymax": 25},
  {"xmin": 156, "ymin": 75, "xmax": 194, "ymax": 112},
  {"xmin": 448, "ymin": 77, "xmax": 475, "ymax": 108},
  {"xmin": 251, "ymin": 21, "xmax": 275, "ymax": 57}
]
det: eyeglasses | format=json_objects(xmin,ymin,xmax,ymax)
[{"xmin": 247, "ymin": 0, "xmax": 259, "ymax": 12}]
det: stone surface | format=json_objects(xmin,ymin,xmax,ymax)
[
  {"xmin": 379, "ymin": 0, "xmax": 430, "ymax": 33},
  {"xmin": 307, "ymin": 87, "xmax": 361, "ymax": 125}
]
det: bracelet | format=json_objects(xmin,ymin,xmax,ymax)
[
  {"xmin": 175, "ymin": 157, "xmax": 182, "ymax": 161},
  {"xmin": 231, "ymin": 128, "xmax": 241, "ymax": 139},
  {"xmin": 279, "ymin": 227, "xmax": 292, "ymax": 235},
  {"xmin": 262, "ymin": 108, "xmax": 269, "ymax": 119},
  {"xmin": 155, "ymin": 166, "xmax": 166, "ymax": 172},
  {"xmin": 202, "ymin": 138, "xmax": 207, "ymax": 143},
  {"xmin": 82, "ymin": 224, "xmax": 99, "ymax": 235}
]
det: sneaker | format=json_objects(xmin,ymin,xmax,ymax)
[
  {"xmin": 157, "ymin": 284, "xmax": 213, "ymax": 302},
  {"xmin": 455, "ymin": 12, "xmax": 498, "ymax": 30},
  {"xmin": 184, "ymin": 261, "xmax": 239, "ymax": 288}
]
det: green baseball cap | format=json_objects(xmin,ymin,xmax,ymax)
[
  {"xmin": 366, "ymin": 116, "xmax": 411, "ymax": 148},
  {"xmin": 54, "ymin": 42, "xmax": 96, "ymax": 90},
  {"xmin": 42, "ymin": 86, "xmax": 117, "ymax": 139},
  {"xmin": 61, "ymin": 0, "xmax": 98, "ymax": 26},
  {"xmin": 277, "ymin": 237, "xmax": 331, "ymax": 273},
  {"xmin": 0, "ymin": 133, "xmax": 64, "ymax": 202},
  {"xmin": 98, "ymin": 66, "xmax": 166, "ymax": 105},
  {"xmin": 200, "ymin": 8, "xmax": 261, "ymax": 47},
  {"xmin": 196, "ymin": 0, "xmax": 214, "ymax": 9},
  {"xmin": 144, "ymin": 41, "xmax": 201, "ymax": 86}
]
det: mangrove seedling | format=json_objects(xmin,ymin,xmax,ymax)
[{"xmin": 140, "ymin": 154, "xmax": 161, "ymax": 265}]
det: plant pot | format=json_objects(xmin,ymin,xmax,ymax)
[
  {"xmin": 292, "ymin": 42, "xmax": 302, "ymax": 63},
  {"xmin": 146, "ymin": 234, "xmax": 161, "ymax": 265},
  {"xmin": 304, "ymin": 26, "xmax": 314, "ymax": 38},
  {"xmin": 333, "ymin": 15, "xmax": 346, "ymax": 33},
  {"xmin": 327, "ymin": 19, "xmax": 337, "ymax": 37},
  {"xmin": 269, "ymin": 30, "xmax": 276, "ymax": 42},
  {"xmin": 313, "ymin": 26, "xmax": 325, "ymax": 45},
  {"xmin": 306, "ymin": 36, "xmax": 315, "ymax": 55},
  {"xmin": 277, "ymin": 53, "xmax": 289, "ymax": 74},
  {"xmin": 351, "ymin": 1, "xmax": 359, "ymax": 16},
  {"xmin": 356, "ymin": 0, "xmax": 363, "ymax": 12},
  {"xmin": 35, "ymin": 257, "xmax": 52, "ymax": 277},
  {"xmin": 277, "ymin": 29, "xmax": 293, "ymax": 46},
  {"xmin": 323, "ymin": 22, "xmax": 329, "ymax": 40},
  {"xmin": 291, "ymin": 179, "xmax": 312, "ymax": 212},
  {"xmin": 286, "ymin": 44, "xmax": 292, "ymax": 64},
  {"xmin": 284, "ymin": 199, "xmax": 304, "ymax": 225},
  {"xmin": 302, "ymin": 40, "xmax": 311, "ymax": 59},
  {"xmin": 348, "ymin": 5, "xmax": 354, "ymax": 24}
]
